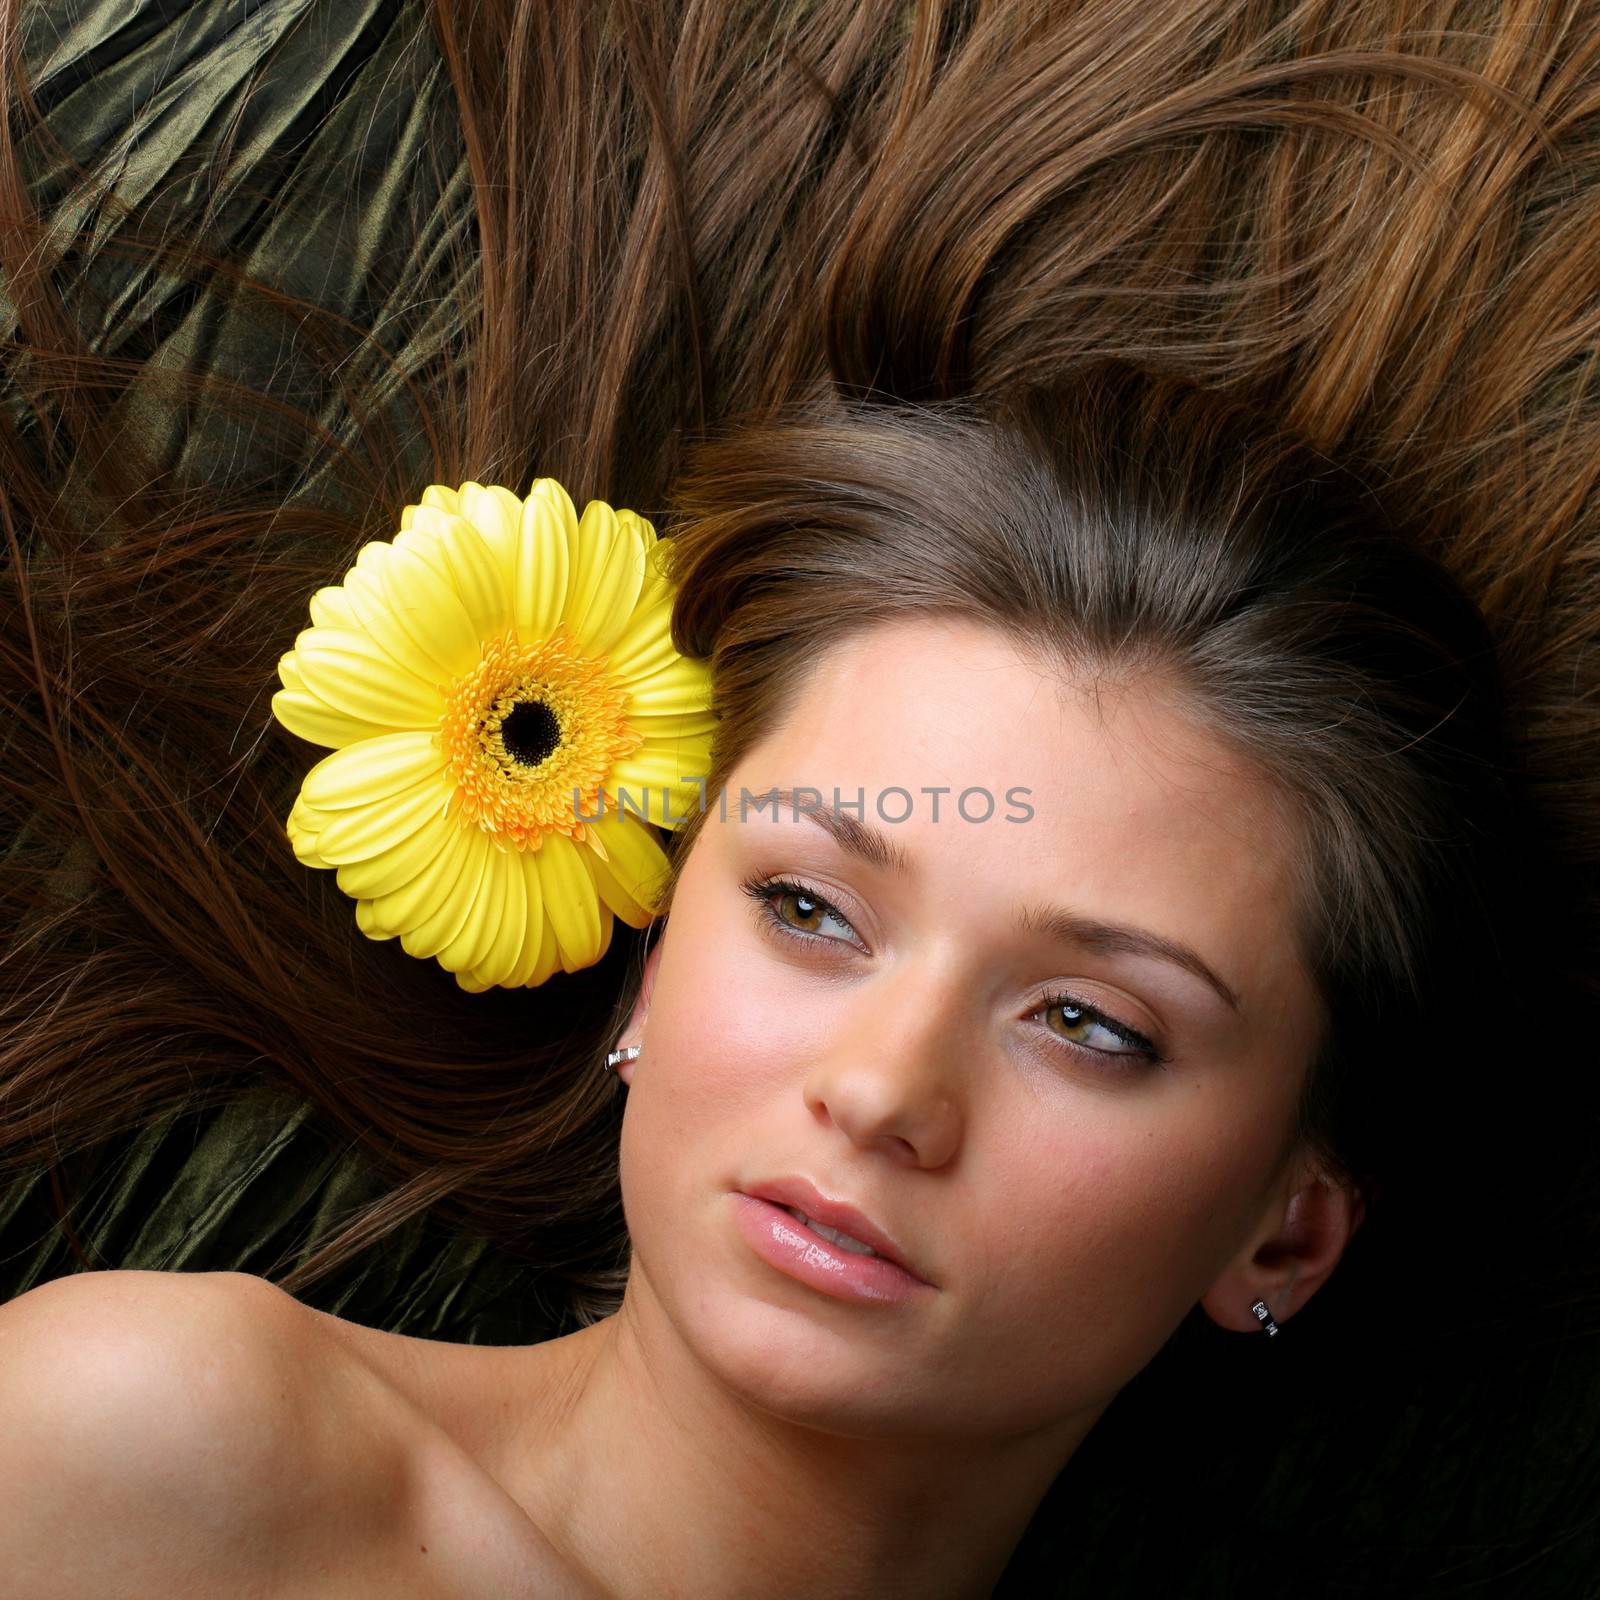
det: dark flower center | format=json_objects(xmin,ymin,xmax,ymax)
[{"xmin": 500, "ymin": 699, "xmax": 561, "ymax": 767}]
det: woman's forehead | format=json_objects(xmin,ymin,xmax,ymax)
[
  {"xmin": 714, "ymin": 615, "xmax": 1306, "ymax": 1022},
  {"xmin": 740, "ymin": 615, "xmax": 1277, "ymax": 843}
]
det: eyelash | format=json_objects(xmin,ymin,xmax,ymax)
[{"xmin": 738, "ymin": 873, "xmax": 1168, "ymax": 1072}]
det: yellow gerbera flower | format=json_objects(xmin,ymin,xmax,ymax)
[{"xmin": 271, "ymin": 479, "xmax": 714, "ymax": 992}]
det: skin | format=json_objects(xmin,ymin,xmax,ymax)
[{"xmin": 482, "ymin": 613, "xmax": 1366, "ymax": 1600}]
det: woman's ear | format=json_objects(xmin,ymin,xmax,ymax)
[
  {"xmin": 1198, "ymin": 1148, "xmax": 1367, "ymax": 1333},
  {"xmin": 613, "ymin": 929, "xmax": 665, "ymax": 1086}
]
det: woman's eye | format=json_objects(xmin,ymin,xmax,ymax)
[
  {"xmin": 741, "ymin": 875, "xmax": 861, "ymax": 948},
  {"xmin": 1037, "ymin": 995, "xmax": 1160, "ymax": 1064}
]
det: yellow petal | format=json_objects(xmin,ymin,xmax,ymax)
[
  {"xmin": 335, "ymin": 811, "xmax": 457, "ymax": 900},
  {"xmin": 619, "ymin": 547, "xmax": 674, "ymax": 629},
  {"xmin": 401, "ymin": 505, "xmax": 458, "ymax": 544},
  {"xmin": 397, "ymin": 486, "xmax": 457, "ymax": 531},
  {"xmin": 582, "ymin": 813, "xmax": 671, "ymax": 923},
  {"xmin": 564, "ymin": 499, "xmax": 647, "ymax": 658},
  {"xmin": 343, "ymin": 566, "xmax": 458, "ymax": 684},
  {"xmin": 626, "ymin": 710, "xmax": 718, "ymax": 739},
  {"xmin": 292, "ymin": 627, "xmax": 446, "ymax": 728},
  {"xmin": 604, "ymin": 595, "xmax": 679, "ymax": 683},
  {"xmin": 501, "ymin": 848, "xmax": 548, "ymax": 986},
  {"xmin": 662, "ymin": 780, "xmax": 710, "ymax": 830},
  {"xmin": 526, "ymin": 908, "xmax": 564, "ymax": 985},
  {"xmin": 557, "ymin": 898, "xmax": 615, "ymax": 973},
  {"xmin": 459, "ymin": 482, "xmax": 524, "ymax": 595},
  {"xmin": 359, "ymin": 821, "xmax": 473, "ymax": 936},
  {"xmin": 515, "ymin": 480, "xmax": 574, "ymax": 641},
  {"xmin": 272, "ymin": 685, "xmax": 414, "ymax": 751},
  {"xmin": 286, "ymin": 794, "xmax": 329, "ymax": 864},
  {"xmin": 301, "ymin": 732, "xmax": 447, "ymax": 811},
  {"xmin": 617, "ymin": 508, "xmax": 658, "ymax": 553},
  {"xmin": 591, "ymin": 903, "xmax": 617, "ymax": 966},
  {"xmin": 470, "ymin": 840, "xmax": 530, "ymax": 987},
  {"xmin": 533, "ymin": 831, "xmax": 604, "ymax": 971},
  {"xmin": 293, "ymin": 622, "xmax": 442, "ymax": 694},
  {"xmin": 375, "ymin": 540, "xmax": 482, "ymax": 680},
  {"xmin": 615, "ymin": 731, "xmax": 712, "ymax": 827},
  {"xmin": 391, "ymin": 523, "xmax": 456, "ymax": 582},
  {"xmin": 607, "ymin": 768, "xmax": 708, "ymax": 832},
  {"xmin": 354, "ymin": 895, "xmax": 400, "ymax": 940},
  {"xmin": 420, "ymin": 484, "xmax": 463, "ymax": 515},
  {"xmin": 308, "ymin": 585, "xmax": 360, "ymax": 631},
  {"xmin": 311, "ymin": 773, "xmax": 452, "ymax": 865},
  {"xmin": 610, "ymin": 740, "xmax": 703, "ymax": 796},
  {"xmin": 400, "ymin": 828, "xmax": 492, "ymax": 960},
  {"xmin": 660, "ymin": 726, "xmax": 715, "ymax": 765},
  {"xmin": 434, "ymin": 510, "xmax": 512, "ymax": 641},
  {"xmin": 626, "ymin": 655, "xmax": 714, "ymax": 717},
  {"xmin": 437, "ymin": 835, "xmax": 510, "ymax": 974}
]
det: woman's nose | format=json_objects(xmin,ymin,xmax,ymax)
[{"xmin": 800, "ymin": 968, "xmax": 967, "ymax": 1168}]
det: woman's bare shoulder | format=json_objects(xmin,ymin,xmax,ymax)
[
  {"xmin": 0, "ymin": 1268, "xmax": 409, "ymax": 1597},
  {"xmin": 0, "ymin": 1270, "xmax": 606, "ymax": 1598},
  {"xmin": 0, "ymin": 1266, "xmax": 331, "ymax": 1442}
]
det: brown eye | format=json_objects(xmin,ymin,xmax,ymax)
[
  {"xmin": 741, "ymin": 875, "xmax": 862, "ymax": 948},
  {"xmin": 776, "ymin": 887, "xmax": 826, "ymax": 932},
  {"xmin": 1037, "ymin": 992, "xmax": 1160, "ymax": 1063}
]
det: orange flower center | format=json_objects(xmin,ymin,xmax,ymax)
[{"xmin": 438, "ymin": 624, "xmax": 642, "ymax": 851}]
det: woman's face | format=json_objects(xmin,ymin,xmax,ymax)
[{"xmin": 616, "ymin": 613, "xmax": 1332, "ymax": 1442}]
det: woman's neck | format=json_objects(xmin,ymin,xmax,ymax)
[{"xmin": 483, "ymin": 1276, "xmax": 1102, "ymax": 1600}]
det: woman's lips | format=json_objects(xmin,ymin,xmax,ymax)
[
  {"xmin": 742, "ymin": 1175, "xmax": 928, "ymax": 1279},
  {"xmin": 731, "ymin": 1193, "xmax": 938, "ymax": 1304}
]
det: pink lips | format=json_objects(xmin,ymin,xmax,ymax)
[
  {"xmin": 732, "ymin": 1193, "xmax": 937, "ymax": 1305},
  {"xmin": 741, "ymin": 1175, "xmax": 928, "ymax": 1281}
]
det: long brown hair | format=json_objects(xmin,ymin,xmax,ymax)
[{"xmin": 3, "ymin": 0, "xmax": 1596, "ymax": 1583}]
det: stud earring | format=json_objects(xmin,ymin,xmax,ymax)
[
  {"xmin": 603, "ymin": 1045, "xmax": 640, "ymax": 1075},
  {"xmin": 1249, "ymin": 1298, "xmax": 1280, "ymax": 1336}
]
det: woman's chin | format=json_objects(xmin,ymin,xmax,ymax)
[{"xmin": 663, "ymin": 1279, "xmax": 936, "ymax": 1435}]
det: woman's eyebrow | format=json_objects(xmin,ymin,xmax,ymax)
[
  {"xmin": 1013, "ymin": 904, "xmax": 1243, "ymax": 1016},
  {"xmin": 746, "ymin": 787, "xmax": 911, "ymax": 872},
  {"xmin": 750, "ymin": 786, "xmax": 1243, "ymax": 1015}
]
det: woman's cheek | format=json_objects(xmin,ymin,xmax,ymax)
[{"xmin": 990, "ymin": 1115, "xmax": 1215, "ymax": 1296}]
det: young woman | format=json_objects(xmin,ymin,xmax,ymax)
[{"xmin": 1, "ymin": 2, "xmax": 1595, "ymax": 1595}]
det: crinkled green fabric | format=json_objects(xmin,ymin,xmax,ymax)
[
  {"xmin": 0, "ymin": 1081, "xmax": 570, "ymax": 1343},
  {"xmin": 12, "ymin": 0, "xmax": 473, "ymax": 511},
  {"xmin": 3, "ymin": 4, "xmax": 1598, "ymax": 1598}
]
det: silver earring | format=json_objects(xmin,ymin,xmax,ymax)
[
  {"xmin": 1249, "ymin": 1298, "xmax": 1280, "ymax": 1336},
  {"xmin": 603, "ymin": 1045, "xmax": 640, "ymax": 1075}
]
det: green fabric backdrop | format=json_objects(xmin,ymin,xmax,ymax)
[{"xmin": 0, "ymin": 1082, "xmax": 570, "ymax": 1343}]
